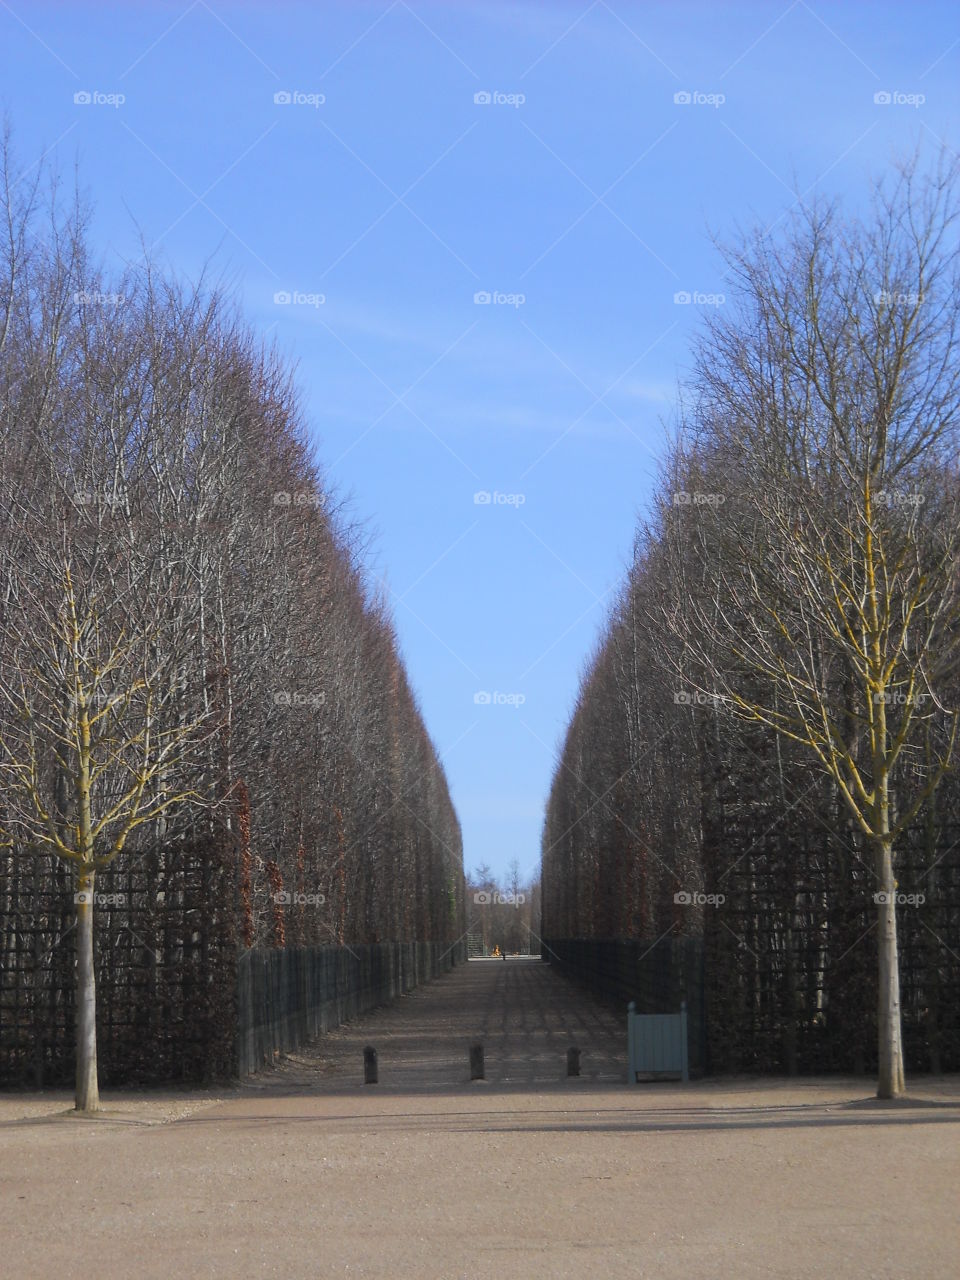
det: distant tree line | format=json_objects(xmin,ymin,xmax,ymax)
[
  {"xmin": 542, "ymin": 153, "xmax": 960, "ymax": 1098},
  {"xmin": 467, "ymin": 860, "xmax": 540, "ymax": 955},
  {"xmin": 0, "ymin": 129, "xmax": 465, "ymax": 1109}
]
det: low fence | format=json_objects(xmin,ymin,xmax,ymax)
[
  {"xmin": 0, "ymin": 842, "xmax": 465, "ymax": 1086},
  {"xmin": 545, "ymin": 923, "xmax": 960, "ymax": 1076},
  {"xmin": 237, "ymin": 940, "xmax": 465, "ymax": 1076}
]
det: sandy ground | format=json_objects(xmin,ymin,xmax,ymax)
[{"xmin": 2, "ymin": 956, "xmax": 958, "ymax": 1279}]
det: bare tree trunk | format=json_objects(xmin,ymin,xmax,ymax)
[
  {"xmin": 875, "ymin": 835, "xmax": 905, "ymax": 1099},
  {"xmin": 75, "ymin": 866, "xmax": 100, "ymax": 1112}
]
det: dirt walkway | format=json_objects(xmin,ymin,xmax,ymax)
[
  {"xmin": 242, "ymin": 955, "xmax": 624, "ymax": 1092},
  {"xmin": 2, "ymin": 957, "xmax": 958, "ymax": 1278}
]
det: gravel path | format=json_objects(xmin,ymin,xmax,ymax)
[
  {"xmin": 241, "ymin": 955, "xmax": 625, "ymax": 1093},
  {"xmin": 2, "ymin": 956, "xmax": 958, "ymax": 1278}
]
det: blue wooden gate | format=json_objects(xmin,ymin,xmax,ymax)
[{"xmin": 627, "ymin": 1000, "xmax": 689, "ymax": 1082}]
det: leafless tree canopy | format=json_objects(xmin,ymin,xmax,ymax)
[{"xmin": 0, "ymin": 130, "xmax": 466, "ymax": 1104}]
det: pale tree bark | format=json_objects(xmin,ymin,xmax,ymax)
[{"xmin": 74, "ymin": 865, "xmax": 99, "ymax": 1110}]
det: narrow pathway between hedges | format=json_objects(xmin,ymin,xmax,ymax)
[{"xmin": 243, "ymin": 956, "xmax": 626, "ymax": 1092}]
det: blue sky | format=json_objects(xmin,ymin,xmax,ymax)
[{"xmin": 3, "ymin": 1, "xmax": 957, "ymax": 885}]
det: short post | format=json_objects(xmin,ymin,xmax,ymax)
[
  {"xmin": 566, "ymin": 1046, "xmax": 581, "ymax": 1077},
  {"xmin": 470, "ymin": 1043, "xmax": 485, "ymax": 1080},
  {"xmin": 627, "ymin": 1001, "xmax": 636, "ymax": 1082},
  {"xmin": 363, "ymin": 1045, "xmax": 378, "ymax": 1084}
]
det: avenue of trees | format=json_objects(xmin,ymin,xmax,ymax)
[
  {"xmin": 542, "ymin": 153, "xmax": 960, "ymax": 1099},
  {"xmin": 0, "ymin": 131, "xmax": 465, "ymax": 1111}
]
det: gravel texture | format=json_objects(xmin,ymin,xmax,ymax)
[{"xmin": 2, "ymin": 956, "xmax": 958, "ymax": 1278}]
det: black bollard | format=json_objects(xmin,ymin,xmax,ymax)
[
  {"xmin": 469, "ymin": 1043, "xmax": 485, "ymax": 1080},
  {"xmin": 567, "ymin": 1046, "xmax": 581, "ymax": 1077},
  {"xmin": 363, "ymin": 1045, "xmax": 378, "ymax": 1084}
]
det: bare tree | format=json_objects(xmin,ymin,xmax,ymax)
[
  {"xmin": 661, "ymin": 154, "xmax": 960, "ymax": 1097},
  {"xmin": 0, "ymin": 518, "xmax": 214, "ymax": 1109},
  {"xmin": 0, "ymin": 123, "xmax": 467, "ymax": 1100}
]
